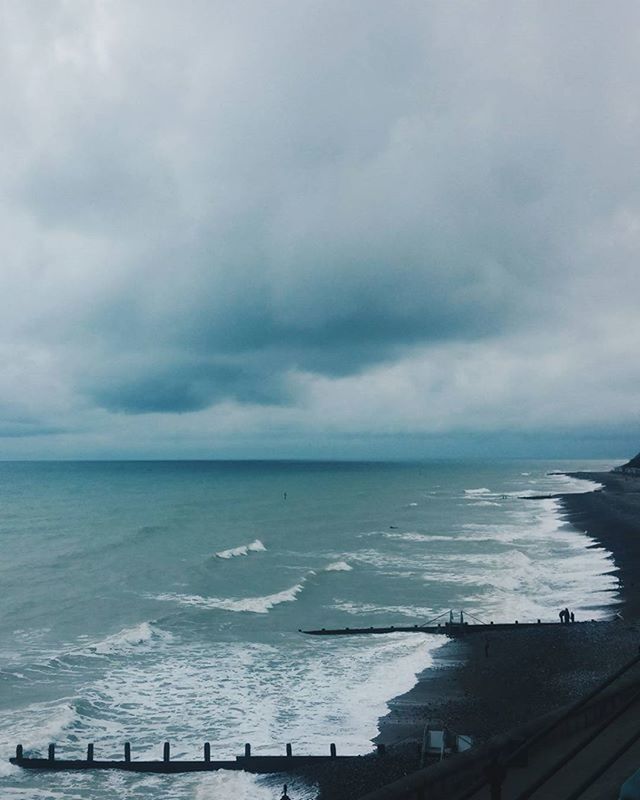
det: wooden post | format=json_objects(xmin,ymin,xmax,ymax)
[
  {"xmin": 204, "ymin": 742, "xmax": 211, "ymax": 762},
  {"xmin": 515, "ymin": 620, "xmax": 519, "ymax": 625},
  {"xmin": 330, "ymin": 743, "xmax": 337, "ymax": 758},
  {"xmin": 286, "ymin": 743, "xmax": 292, "ymax": 757},
  {"xmin": 87, "ymin": 743, "xmax": 94, "ymax": 762},
  {"xmin": 537, "ymin": 619, "xmax": 541, "ymax": 624},
  {"xmin": 124, "ymin": 742, "xmax": 131, "ymax": 763},
  {"xmin": 245, "ymin": 743, "xmax": 251, "ymax": 758},
  {"xmin": 15, "ymin": 745, "xmax": 23, "ymax": 761},
  {"xmin": 163, "ymin": 742, "xmax": 170, "ymax": 762},
  {"xmin": 48, "ymin": 744, "xmax": 55, "ymax": 761}
]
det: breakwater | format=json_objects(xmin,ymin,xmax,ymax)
[{"xmin": 10, "ymin": 741, "xmax": 362, "ymax": 774}]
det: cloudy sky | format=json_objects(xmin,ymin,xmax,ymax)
[{"xmin": 1, "ymin": 0, "xmax": 639, "ymax": 459}]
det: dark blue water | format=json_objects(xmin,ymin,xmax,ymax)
[{"xmin": 0, "ymin": 460, "xmax": 618, "ymax": 799}]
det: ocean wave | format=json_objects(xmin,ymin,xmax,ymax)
[
  {"xmin": 153, "ymin": 577, "xmax": 311, "ymax": 614},
  {"xmin": 0, "ymin": 622, "xmax": 173, "ymax": 677},
  {"xmin": 383, "ymin": 531, "xmax": 454, "ymax": 542},
  {"xmin": 324, "ymin": 561, "xmax": 352, "ymax": 572},
  {"xmin": 195, "ymin": 771, "xmax": 316, "ymax": 800},
  {"xmin": 195, "ymin": 770, "xmax": 318, "ymax": 800},
  {"xmin": 0, "ymin": 698, "xmax": 95, "ymax": 754},
  {"xmin": 464, "ymin": 487, "xmax": 492, "ymax": 496},
  {"xmin": 89, "ymin": 622, "xmax": 173, "ymax": 655},
  {"xmin": 333, "ymin": 599, "xmax": 437, "ymax": 618},
  {"xmin": 549, "ymin": 474, "xmax": 604, "ymax": 494},
  {"xmin": 215, "ymin": 539, "xmax": 267, "ymax": 559}
]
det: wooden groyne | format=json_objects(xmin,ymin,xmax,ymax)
[
  {"xmin": 301, "ymin": 612, "xmax": 573, "ymax": 638},
  {"xmin": 10, "ymin": 741, "xmax": 361, "ymax": 774}
]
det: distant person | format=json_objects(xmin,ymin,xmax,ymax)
[
  {"xmin": 564, "ymin": 607, "xmax": 570, "ymax": 624},
  {"xmin": 283, "ymin": 491, "xmax": 287, "ymax": 500},
  {"xmin": 559, "ymin": 609, "xmax": 565, "ymax": 624},
  {"xmin": 570, "ymin": 611, "xmax": 575, "ymax": 623}
]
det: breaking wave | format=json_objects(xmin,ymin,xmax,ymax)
[
  {"xmin": 215, "ymin": 539, "xmax": 267, "ymax": 559},
  {"xmin": 195, "ymin": 771, "xmax": 316, "ymax": 800},
  {"xmin": 89, "ymin": 622, "xmax": 173, "ymax": 655},
  {"xmin": 325, "ymin": 561, "xmax": 352, "ymax": 572},
  {"xmin": 153, "ymin": 578, "xmax": 311, "ymax": 614}
]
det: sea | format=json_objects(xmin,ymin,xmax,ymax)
[{"xmin": 0, "ymin": 459, "xmax": 620, "ymax": 800}]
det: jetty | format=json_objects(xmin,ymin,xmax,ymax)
[
  {"xmin": 9, "ymin": 741, "xmax": 359, "ymax": 774},
  {"xmin": 300, "ymin": 610, "xmax": 571, "ymax": 637}
]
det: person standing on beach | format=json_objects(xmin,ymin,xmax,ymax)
[
  {"xmin": 564, "ymin": 607, "xmax": 570, "ymax": 624},
  {"xmin": 559, "ymin": 609, "xmax": 565, "ymax": 624},
  {"xmin": 570, "ymin": 611, "xmax": 575, "ymax": 623}
]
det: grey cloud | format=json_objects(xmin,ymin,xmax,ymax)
[
  {"xmin": 1, "ymin": 1, "xmax": 640, "ymax": 445},
  {"xmin": 0, "ymin": 419, "xmax": 66, "ymax": 438},
  {"xmin": 85, "ymin": 358, "xmax": 291, "ymax": 413}
]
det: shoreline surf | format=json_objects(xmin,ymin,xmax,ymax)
[
  {"xmin": 304, "ymin": 467, "xmax": 634, "ymax": 799},
  {"xmin": 0, "ymin": 459, "xmax": 625, "ymax": 800}
]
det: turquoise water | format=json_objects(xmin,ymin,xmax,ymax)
[{"xmin": 0, "ymin": 460, "xmax": 619, "ymax": 799}]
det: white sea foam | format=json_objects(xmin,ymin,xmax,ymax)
[
  {"xmin": 215, "ymin": 539, "xmax": 267, "ymax": 559},
  {"xmin": 0, "ymin": 696, "xmax": 118, "ymax": 753},
  {"xmin": 333, "ymin": 599, "xmax": 438, "ymax": 619},
  {"xmin": 72, "ymin": 632, "xmax": 444, "ymax": 759},
  {"xmin": 383, "ymin": 531, "xmax": 439, "ymax": 542},
  {"xmin": 0, "ymin": 787, "xmax": 86, "ymax": 797},
  {"xmin": 153, "ymin": 579, "xmax": 308, "ymax": 614},
  {"xmin": 382, "ymin": 531, "xmax": 487, "ymax": 543},
  {"xmin": 325, "ymin": 560, "xmax": 352, "ymax": 571},
  {"xmin": 90, "ymin": 622, "xmax": 173, "ymax": 655},
  {"xmin": 549, "ymin": 474, "xmax": 604, "ymax": 494},
  {"xmin": 355, "ymin": 493, "xmax": 618, "ymax": 623},
  {"xmin": 408, "ymin": 502, "xmax": 418, "ymax": 507},
  {"xmin": 195, "ymin": 771, "xmax": 316, "ymax": 800}
]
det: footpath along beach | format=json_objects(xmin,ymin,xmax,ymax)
[{"xmin": 303, "ymin": 467, "xmax": 640, "ymax": 799}]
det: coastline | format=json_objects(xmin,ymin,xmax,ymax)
[
  {"xmin": 310, "ymin": 469, "xmax": 640, "ymax": 798},
  {"xmin": 562, "ymin": 470, "xmax": 640, "ymax": 617}
]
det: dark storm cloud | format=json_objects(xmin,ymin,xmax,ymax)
[
  {"xmin": 1, "ymin": 1, "xmax": 640, "ymax": 449},
  {"xmin": 87, "ymin": 359, "xmax": 290, "ymax": 413}
]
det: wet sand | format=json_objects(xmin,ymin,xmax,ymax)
[{"xmin": 307, "ymin": 471, "xmax": 640, "ymax": 799}]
